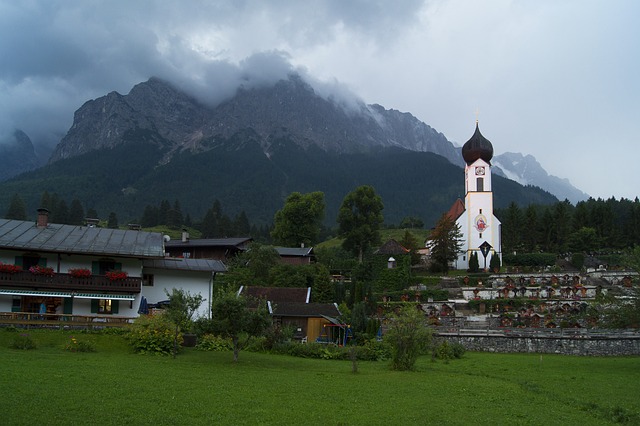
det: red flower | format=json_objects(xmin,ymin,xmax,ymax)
[
  {"xmin": 29, "ymin": 265, "xmax": 55, "ymax": 276},
  {"xmin": 0, "ymin": 263, "xmax": 22, "ymax": 274},
  {"xmin": 68, "ymin": 268, "xmax": 92, "ymax": 278},
  {"xmin": 105, "ymin": 270, "xmax": 128, "ymax": 281}
]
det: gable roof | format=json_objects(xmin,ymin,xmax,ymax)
[
  {"xmin": 446, "ymin": 198, "xmax": 466, "ymax": 222},
  {"xmin": 374, "ymin": 239, "xmax": 410, "ymax": 255},
  {"xmin": 271, "ymin": 302, "xmax": 341, "ymax": 318},
  {"xmin": 0, "ymin": 218, "xmax": 164, "ymax": 258},
  {"xmin": 143, "ymin": 258, "xmax": 227, "ymax": 273},
  {"xmin": 241, "ymin": 286, "xmax": 310, "ymax": 303},
  {"xmin": 275, "ymin": 247, "xmax": 314, "ymax": 257},
  {"xmin": 165, "ymin": 237, "xmax": 252, "ymax": 249}
]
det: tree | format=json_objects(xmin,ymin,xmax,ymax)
[
  {"xmin": 468, "ymin": 252, "xmax": 480, "ymax": 273},
  {"xmin": 52, "ymin": 200, "xmax": 69, "ymax": 224},
  {"xmin": 427, "ymin": 214, "xmax": 463, "ymax": 274},
  {"xmin": 271, "ymin": 191, "xmax": 325, "ymax": 247},
  {"xmin": 224, "ymin": 243, "xmax": 281, "ymax": 287},
  {"xmin": 399, "ymin": 216, "xmax": 424, "ymax": 229},
  {"xmin": 68, "ymin": 199, "xmax": 85, "ymax": 225},
  {"xmin": 107, "ymin": 212, "xmax": 118, "ymax": 229},
  {"xmin": 5, "ymin": 194, "xmax": 27, "ymax": 220},
  {"xmin": 337, "ymin": 185, "xmax": 384, "ymax": 263},
  {"xmin": 163, "ymin": 288, "xmax": 204, "ymax": 358},
  {"xmin": 385, "ymin": 304, "xmax": 432, "ymax": 371},
  {"xmin": 210, "ymin": 286, "xmax": 271, "ymax": 362}
]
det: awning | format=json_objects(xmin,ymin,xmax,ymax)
[{"xmin": 0, "ymin": 289, "xmax": 136, "ymax": 300}]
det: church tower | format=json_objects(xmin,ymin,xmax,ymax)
[{"xmin": 454, "ymin": 121, "xmax": 502, "ymax": 270}]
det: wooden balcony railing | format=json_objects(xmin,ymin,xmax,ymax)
[
  {"xmin": 0, "ymin": 312, "xmax": 134, "ymax": 328},
  {"xmin": 0, "ymin": 271, "xmax": 141, "ymax": 293}
]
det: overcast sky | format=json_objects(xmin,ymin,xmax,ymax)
[{"xmin": 1, "ymin": 0, "xmax": 638, "ymax": 201}]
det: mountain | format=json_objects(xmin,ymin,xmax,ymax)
[
  {"xmin": 0, "ymin": 130, "xmax": 41, "ymax": 181},
  {"xmin": 493, "ymin": 152, "xmax": 589, "ymax": 204},
  {"xmin": 0, "ymin": 75, "xmax": 558, "ymax": 227},
  {"xmin": 50, "ymin": 75, "xmax": 461, "ymax": 166}
]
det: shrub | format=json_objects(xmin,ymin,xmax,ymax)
[
  {"xmin": 64, "ymin": 336, "xmax": 96, "ymax": 352},
  {"xmin": 10, "ymin": 333, "xmax": 37, "ymax": 350},
  {"xmin": 196, "ymin": 334, "xmax": 233, "ymax": 352},
  {"xmin": 127, "ymin": 314, "xmax": 178, "ymax": 355},
  {"xmin": 451, "ymin": 342, "xmax": 466, "ymax": 358},
  {"xmin": 434, "ymin": 340, "xmax": 454, "ymax": 363}
]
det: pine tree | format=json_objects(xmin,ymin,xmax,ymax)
[
  {"xmin": 68, "ymin": 199, "xmax": 85, "ymax": 225},
  {"xmin": 108, "ymin": 212, "xmax": 118, "ymax": 229},
  {"xmin": 427, "ymin": 213, "xmax": 463, "ymax": 274},
  {"xmin": 5, "ymin": 194, "xmax": 27, "ymax": 220}
]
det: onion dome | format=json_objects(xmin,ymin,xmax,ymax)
[{"xmin": 461, "ymin": 122, "xmax": 493, "ymax": 165}]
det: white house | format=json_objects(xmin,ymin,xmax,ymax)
[{"xmin": 0, "ymin": 209, "xmax": 225, "ymax": 322}]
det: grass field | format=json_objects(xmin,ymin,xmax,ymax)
[{"xmin": 1, "ymin": 329, "xmax": 639, "ymax": 425}]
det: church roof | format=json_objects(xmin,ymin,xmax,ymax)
[
  {"xmin": 461, "ymin": 122, "xmax": 493, "ymax": 165},
  {"xmin": 446, "ymin": 198, "xmax": 466, "ymax": 221}
]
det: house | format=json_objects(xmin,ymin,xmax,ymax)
[
  {"xmin": 164, "ymin": 231, "xmax": 252, "ymax": 261},
  {"xmin": 239, "ymin": 286, "xmax": 341, "ymax": 343},
  {"xmin": 275, "ymin": 246, "xmax": 315, "ymax": 265},
  {"xmin": 141, "ymin": 258, "xmax": 226, "ymax": 318},
  {"xmin": 0, "ymin": 209, "xmax": 164, "ymax": 319},
  {"xmin": 0, "ymin": 209, "xmax": 224, "ymax": 323}
]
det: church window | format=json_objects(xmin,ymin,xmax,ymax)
[
  {"xmin": 479, "ymin": 233, "xmax": 483, "ymax": 238},
  {"xmin": 477, "ymin": 177, "xmax": 484, "ymax": 192},
  {"xmin": 479, "ymin": 209, "xmax": 483, "ymax": 214}
]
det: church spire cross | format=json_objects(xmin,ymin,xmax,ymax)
[{"xmin": 474, "ymin": 108, "xmax": 480, "ymax": 123}]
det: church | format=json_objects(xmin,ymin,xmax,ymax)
[{"xmin": 447, "ymin": 121, "xmax": 502, "ymax": 270}]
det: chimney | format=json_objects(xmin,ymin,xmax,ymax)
[
  {"xmin": 182, "ymin": 229, "xmax": 189, "ymax": 243},
  {"xmin": 36, "ymin": 208, "xmax": 49, "ymax": 228}
]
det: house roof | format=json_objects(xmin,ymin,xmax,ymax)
[
  {"xmin": 446, "ymin": 198, "xmax": 466, "ymax": 222},
  {"xmin": 0, "ymin": 218, "xmax": 164, "ymax": 258},
  {"xmin": 271, "ymin": 302, "xmax": 341, "ymax": 318},
  {"xmin": 165, "ymin": 237, "xmax": 252, "ymax": 249},
  {"xmin": 374, "ymin": 239, "xmax": 409, "ymax": 255},
  {"xmin": 241, "ymin": 286, "xmax": 310, "ymax": 303},
  {"xmin": 143, "ymin": 258, "xmax": 227, "ymax": 273},
  {"xmin": 275, "ymin": 246, "xmax": 314, "ymax": 257}
]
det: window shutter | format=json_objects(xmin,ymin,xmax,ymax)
[
  {"xmin": 14, "ymin": 256, "xmax": 23, "ymax": 267},
  {"xmin": 112, "ymin": 300, "xmax": 119, "ymax": 314},
  {"xmin": 115, "ymin": 262, "xmax": 122, "ymax": 271},
  {"xmin": 90, "ymin": 299, "xmax": 99, "ymax": 313},
  {"xmin": 91, "ymin": 261, "xmax": 99, "ymax": 275},
  {"xmin": 38, "ymin": 258, "xmax": 47, "ymax": 267},
  {"xmin": 63, "ymin": 298, "xmax": 73, "ymax": 315}
]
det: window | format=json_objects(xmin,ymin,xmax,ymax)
[
  {"xmin": 143, "ymin": 274, "xmax": 154, "ymax": 286},
  {"xmin": 92, "ymin": 259, "xmax": 121, "ymax": 275},
  {"xmin": 477, "ymin": 177, "xmax": 484, "ymax": 192},
  {"xmin": 15, "ymin": 254, "xmax": 45, "ymax": 270},
  {"xmin": 479, "ymin": 233, "xmax": 483, "ymax": 238},
  {"xmin": 91, "ymin": 299, "xmax": 119, "ymax": 314},
  {"xmin": 479, "ymin": 209, "xmax": 483, "ymax": 214}
]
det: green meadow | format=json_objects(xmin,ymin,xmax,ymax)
[{"xmin": 0, "ymin": 329, "xmax": 638, "ymax": 425}]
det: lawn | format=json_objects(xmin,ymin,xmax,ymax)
[{"xmin": 0, "ymin": 329, "xmax": 638, "ymax": 425}]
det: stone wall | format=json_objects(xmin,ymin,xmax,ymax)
[{"xmin": 439, "ymin": 333, "xmax": 640, "ymax": 356}]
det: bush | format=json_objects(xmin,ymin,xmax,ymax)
[
  {"xmin": 64, "ymin": 335, "xmax": 96, "ymax": 353},
  {"xmin": 10, "ymin": 333, "xmax": 37, "ymax": 350},
  {"xmin": 127, "ymin": 314, "xmax": 178, "ymax": 355},
  {"xmin": 196, "ymin": 334, "xmax": 233, "ymax": 352},
  {"xmin": 502, "ymin": 253, "xmax": 556, "ymax": 268}
]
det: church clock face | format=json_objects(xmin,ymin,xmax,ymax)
[{"xmin": 475, "ymin": 166, "xmax": 485, "ymax": 176}]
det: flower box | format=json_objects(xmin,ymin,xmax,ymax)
[
  {"xmin": 0, "ymin": 263, "xmax": 22, "ymax": 274},
  {"xmin": 29, "ymin": 265, "xmax": 55, "ymax": 276},
  {"xmin": 68, "ymin": 268, "xmax": 92, "ymax": 278},
  {"xmin": 105, "ymin": 270, "xmax": 128, "ymax": 281}
]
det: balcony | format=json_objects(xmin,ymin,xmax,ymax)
[{"xmin": 0, "ymin": 271, "xmax": 141, "ymax": 293}]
